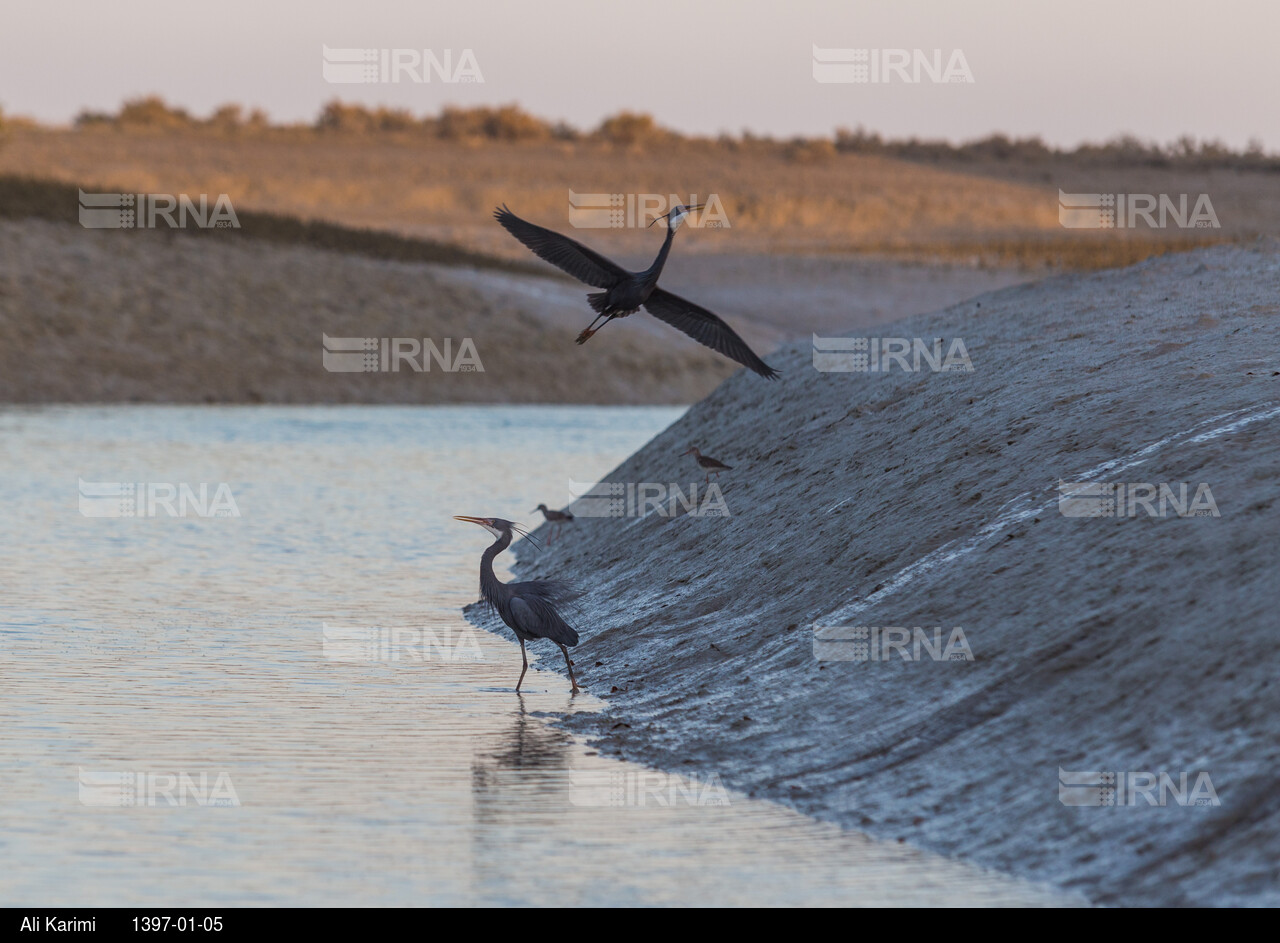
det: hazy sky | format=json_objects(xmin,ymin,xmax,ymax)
[{"xmin": 3, "ymin": 0, "xmax": 1276, "ymax": 149}]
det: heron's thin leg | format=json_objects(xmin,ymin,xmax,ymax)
[
  {"xmin": 576, "ymin": 314, "xmax": 606, "ymax": 344},
  {"xmin": 516, "ymin": 638, "xmax": 528, "ymax": 693},
  {"xmin": 576, "ymin": 314, "xmax": 617, "ymax": 345},
  {"xmin": 558, "ymin": 643, "xmax": 580, "ymax": 694}
]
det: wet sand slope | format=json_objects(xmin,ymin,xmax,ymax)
[{"xmin": 485, "ymin": 238, "xmax": 1280, "ymax": 906}]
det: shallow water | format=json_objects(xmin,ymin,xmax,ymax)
[{"xmin": 0, "ymin": 405, "xmax": 1077, "ymax": 906}]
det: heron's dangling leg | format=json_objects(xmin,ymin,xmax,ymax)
[
  {"xmin": 516, "ymin": 637, "xmax": 529, "ymax": 693},
  {"xmin": 576, "ymin": 314, "xmax": 617, "ymax": 345},
  {"xmin": 558, "ymin": 643, "xmax": 580, "ymax": 694},
  {"xmin": 575, "ymin": 312, "xmax": 607, "ymax": 344}
]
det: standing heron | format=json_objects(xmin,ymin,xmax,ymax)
[
  {"xmin": 532, "ymin": 503, "xmax": 575, "ymax": 544},
  {"xmin": 682, "ymin": 446, "xmax": 731, "ymax": 483},
  {"xmin": 494, "ymin": 203, "xmax": 779, "ymax": 379},
  {"xmin": 454, "ymin": 515, "xmax": 582, "ymax": 693}
]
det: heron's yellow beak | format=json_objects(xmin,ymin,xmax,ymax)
[{"xmin": 453, "ymin": 515, "xmax": 488, "ymax": 526}]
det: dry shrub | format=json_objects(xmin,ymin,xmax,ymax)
[
  {"xmin": 438, "ymin": 105, "xmax": 550, "ymax": 142},
  {"xmin": 316, "ymin": 100, "xmax": 374, "ymax": 134},
  {"xmin": 117, "ymin": 96, "xmax": 193, "ymax": 128},
  {"xmin": 594, "ymin": 112, "xmax": 669, "ymax": 148},
  {"xmin": 785, "ymin": 138, "xmax": 837, "ymax": 163},
  {"xmin": 74, "ymin": 110, "xmax": 116, "ymax": 128},
  {"xmin": 50, "ymin": 97, "xmax": 1280, "ymax": 172},
  {"xmin": 206, "ymin": 104, "xmax": 244, "ymax": 133}
]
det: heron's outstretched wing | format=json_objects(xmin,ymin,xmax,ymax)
[
  {"xmin": 494, "ymin": 205, "xmax": 628, "ymax": 289},
  {"xmin": 643, "ymin": 288, "xmax": 780, "ymax": 379}
]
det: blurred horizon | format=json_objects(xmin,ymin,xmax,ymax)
[{"xmin": 2, "ymin": 0, "xmax": 1277, "ymax": 150}]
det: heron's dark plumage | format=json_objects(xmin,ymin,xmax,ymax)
[
  {"xmin": 457, "ymin": 515, "xmax": 583, "ymax": 692},
  {"xmin": 493, "ymin": 204, "xmax": 778, "ymax": 379},
  {"xmin": 503, "ymin": 584, "xmax": 580, "ymax": 646},
  {"xmin": 477, "ymin": 526, "xmax": 580, "ymax": 646},
  {"xmin": 643, "ymin": 288, "xmax": 779, "ymax": 380},
  {"xmin": 494, "ymin": 205, "xmax": 626, "ymax": 288}
]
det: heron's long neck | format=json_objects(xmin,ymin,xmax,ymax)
[
  {"xmin": 479, "ymin": 530, "xmax": 512, "ymax": 605},
  {"xmin": 641, "ymin": 223, "xmax": 678, "ymax": 286}
]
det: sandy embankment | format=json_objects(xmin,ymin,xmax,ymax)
[
  {"xmin": 0, "ymin": 217, "xmax": 1023, "ymax": 404},
  {"xmin": 0, "ymin": 217, "xmax": 734, "ymax": 404},
  {"xmin": 474, "ymin": 239, "xmax": 1280, "ymax": 905}
]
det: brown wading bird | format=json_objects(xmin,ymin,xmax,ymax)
[
  {"xmin": 494, "ymin": 203, "xmax": 779, "ymax": 379},
  {"xmin": 683, "ymin": 447, "xmax": 731, "ymax": 483},
  {"xmin": 532, "ymin": 503, "xmax": 574, "ymax": 544},
  {"xmin": 454, "ymin": 516, "xmax": 582, "ymax": 693}
]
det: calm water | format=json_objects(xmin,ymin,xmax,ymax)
[{"xmin": 0, "ymin": 406, "xmax": 1076, "ymax": 906}]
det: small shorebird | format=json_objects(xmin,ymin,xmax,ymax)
[
  {"xmin": 532, "ymin": 504, "xmax": 575, "ymax": 544},
  {"xmin": 454, "ymin": 516, "xmax": 582, "ymax": 693},
  {"xmin": 682, "ymin": 447, "xmax": 732, "ymax": 483},
  {"xmin": 494, "ymin": 203, "xmax": 778, "ymax": 379}
]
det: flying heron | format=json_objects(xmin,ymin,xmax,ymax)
[
  {"xmin": 532, "ymin": 503, "xmax": 575, "ymax": 544},
  {"xmin": 494, "ymin": 203, "xmax": 779, "ymax": 379},
  {"xmin": 454, "ymin": 515, "xmax": 582, "ymax": 693},
  {"xmin": 682, "ymin": 446, "xmax": 732, "ymax": 483}
]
